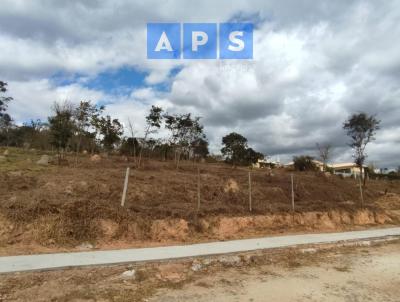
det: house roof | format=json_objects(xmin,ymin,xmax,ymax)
[{"xmin": 330, "ymin": 162, "xmax": 366, "ymax": 169}]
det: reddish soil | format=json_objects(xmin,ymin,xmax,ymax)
[{"xmin": 1, "ymin": 153, "xmax": 400, "ymax": 255}]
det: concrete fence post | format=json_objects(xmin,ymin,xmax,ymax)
[
  {"xmin": 197, "ymin": 167, "xmax": 201, "ymax": 211},
  {"xmin": 291, "ymin": 173, "xmax": 295, "ymax": 212},
  {"xmin": 121, "ymin": 167, "xmax": 130, "ymax": 207},
  {"xmin": 249, "ymin": 171, "xmax": 252, "ymax": 212},
  {"xmin": 359, "ymin": 175, "xmax": 364, "ymax": 208}
]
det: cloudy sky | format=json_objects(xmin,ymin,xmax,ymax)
[{"xmin": 1, "ymin": 0, "xmax": 399, "ymax": 168}]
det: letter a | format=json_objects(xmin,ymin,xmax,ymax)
[{"xmin": 155, "ymin": 31, "xmax": 173, "ymax": 51}]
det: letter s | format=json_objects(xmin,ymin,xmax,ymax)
[{"xmin": 228, "ymin": 31, "xmax": 244, "ymax": 51}]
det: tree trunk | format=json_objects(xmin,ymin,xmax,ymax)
[
  {"xmin": 359, "ymin": 164, "xmax": 364, "ymax": 184},
  {"xmin": 75, "ymin": 134, "xmax": 82, "ymax": 167},
  {"xmin": 176, "ymin": 151, "xmax": 181, "ymax": 169},
  {"xmin": 138, "ymin": 128, "xmax": 149, "ymax": 168},
  {"xmin": 133, "ymin": 141, "xmax": 136, "ymax": 166}
]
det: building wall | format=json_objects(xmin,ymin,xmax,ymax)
[{"xmin": 333, "ymin": 166, "xmax": 364, "ymax": 178}]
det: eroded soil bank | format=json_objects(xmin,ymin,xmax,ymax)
[{"xmin": 1, "ymin": 208, "xmax": 398, "ymax": 255}]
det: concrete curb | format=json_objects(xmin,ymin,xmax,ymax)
[{"xmin": 1, "ymin": 227, "xmax": 400, "ymax": 274}]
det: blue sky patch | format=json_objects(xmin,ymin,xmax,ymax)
[
  {"xmin": 50, "ymin": 67, "xmax": 149, "ymax": 95},
  {"xmin": 83, "ymin": 67, "xmax": 147, "ymax": 94}
]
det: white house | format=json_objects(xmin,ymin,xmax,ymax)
[
  {"xmin": 253, "ymin": 157, "xmax": 281, "ymax": 168},
  {"xmin": 330, "ymin": 162, "xmax": 365, "ymax": 178}
]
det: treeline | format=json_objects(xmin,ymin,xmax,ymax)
[
  {"xmin": 0, "ymin": 80, "xmax": 264, "ymax": 167},
  {"xmin": 1, "ymin": 100, "xmax": 209, "ymax": 167}
]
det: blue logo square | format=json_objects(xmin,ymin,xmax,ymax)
[
  {"xmin": 219, "ymin": 23, "xmax": 253, "ymax": 59},
  {"xmin": 183, "ymin": 23, "xmax": 217, "ymax": 59},
  {"xmin": 147, "ymin": 23, "xmax": 181, "ymax": 59}
]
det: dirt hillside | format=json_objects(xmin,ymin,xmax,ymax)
[{"xmin": 1, "ymin": 148, "xmax": 399, "ymax": 255}]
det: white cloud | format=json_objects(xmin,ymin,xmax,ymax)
[
  {"xmin": 1, "ymin": 0, "xmax": 400, "ymax": 168},
  {"xmin": 7, "ymin": 79, "xmax": 105, "ymax": 122}
]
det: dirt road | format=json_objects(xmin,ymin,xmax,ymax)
[
  {"xmin": 150, "ymin": 243, "xmax": 400, "ymax": 302},
  {"xmin": 1, "ymin": 241, "xmax": 399, "ymax": 301}
]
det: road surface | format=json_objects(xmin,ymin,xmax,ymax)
[{"xmin": 1, "ymin": 227, "xmax": 399, "ymax": 273}]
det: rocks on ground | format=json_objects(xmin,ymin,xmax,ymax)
[
  {"xmin": 218, "ymin": 255, "xmax": 242, "ymax": 266},
  {"xmin": 156, "ymin": 263, "xmax": 187, "ymax": 283},
  {"xmin": 76, "ymin": 242, "xmax": 94, "ymax": 251},
  {"xmin": 190, "ymin": 260, "xmax": 203, "ymax": 272},
  {"xmin": 64, "ymin": 184, "xmax": 74, "ymax": 195},
  {"xmin": 36, "ymin": 155, "xmax": 50, "ymax": 165},
  {"xmin": 121, "ymin": 269, "xmax": 136, "ymax": 279},
  {"xmin": 90, "ymin": 154, "xmax": 101, "ymax": 162}
]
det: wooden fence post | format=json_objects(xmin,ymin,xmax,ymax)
[
  {"xmin": 121, "ymin": 167, "xmax": 130, "ymax": 207},
  {"xmin": 249, "ymin": 171, "xmax": 252, "ymax": 212}
]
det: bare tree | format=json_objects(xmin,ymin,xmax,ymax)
[
  {"xmin": 316, "ymin": 143, "xmax": 331, "ymax": 171},
  {"xmin": 138, "ymin": 106, "xmax": 163, "ymax": 168},
  {"xmin": 127, "ymin": 117, "xmax": 137, "ymax": 163}
]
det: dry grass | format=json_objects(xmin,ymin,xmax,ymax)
[{"xmin": 0, "ymin": 147, "xmax": 399, "ymax": 251}]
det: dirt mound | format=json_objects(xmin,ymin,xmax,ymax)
[
  {"xmin": 90, "ymin": 154, "xmax": 101, "ymax": 162},
  {"xmin": 224, "ymin": 179, "xmax": 239, "ymax": 193}
]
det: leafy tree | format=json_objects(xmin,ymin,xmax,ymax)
[
  {"xmin": 48, "ymin": 101, "xmax": 75, "ymax": 163},
  {"xmin": 138, "ymin": 105, "xmax": 163, "ymax": 167},
  {"xmin": 0, "ymin": 81, "xmax": 13, "ymax": 117},
  {"xmin": 120, "ymin": 137, "xmax": 140, "ymax": 156},
  {"xmin": 221, "ymin": 132, "xmax": 263, "ymax": 166},
  {"xmin": 20, "ymin": 119, "xmax": 49, "ymax": 149},
  {"xmin": 95, "ymin": 115, "xmax": 123, "ymax": 152},
  {"xmin": 221, "ymin": 132, "xmax": 248, "ymax": 166},
  {"xmin": 316, "ymin": 143, "xmax": 331, "ymax": 171},
  {"xmin": 152, "ymin": 140, "xmax": 173, "ymax": 161},
  {"xmin": 73, "ymin": 101, "xmax": 104, "ymax": 162},
  {"xmin": 0, "ymin": 113, "xmax": 13, "ymax": 146},
  {"xmin": 245, "ymin": 147, "xmax": 264, "ymax": 165},
  {"xmin": 164, "ymin": 113, "xmax": 205, "ymax": 167},
  {"xmin": 192, "ymin": 137, "xmax": 209, "ymax": 159},
  {"xmin": 343, "ymin": 113, "xmax": 380, "ymax": 181},
  {"xmin": 293, "ymin": 155, "xmax": 317, "ymax": 171}
]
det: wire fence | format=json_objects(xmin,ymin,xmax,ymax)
[{"xmin": 115, "ymin": 162, "xmax": 370, "ymax": 217}]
